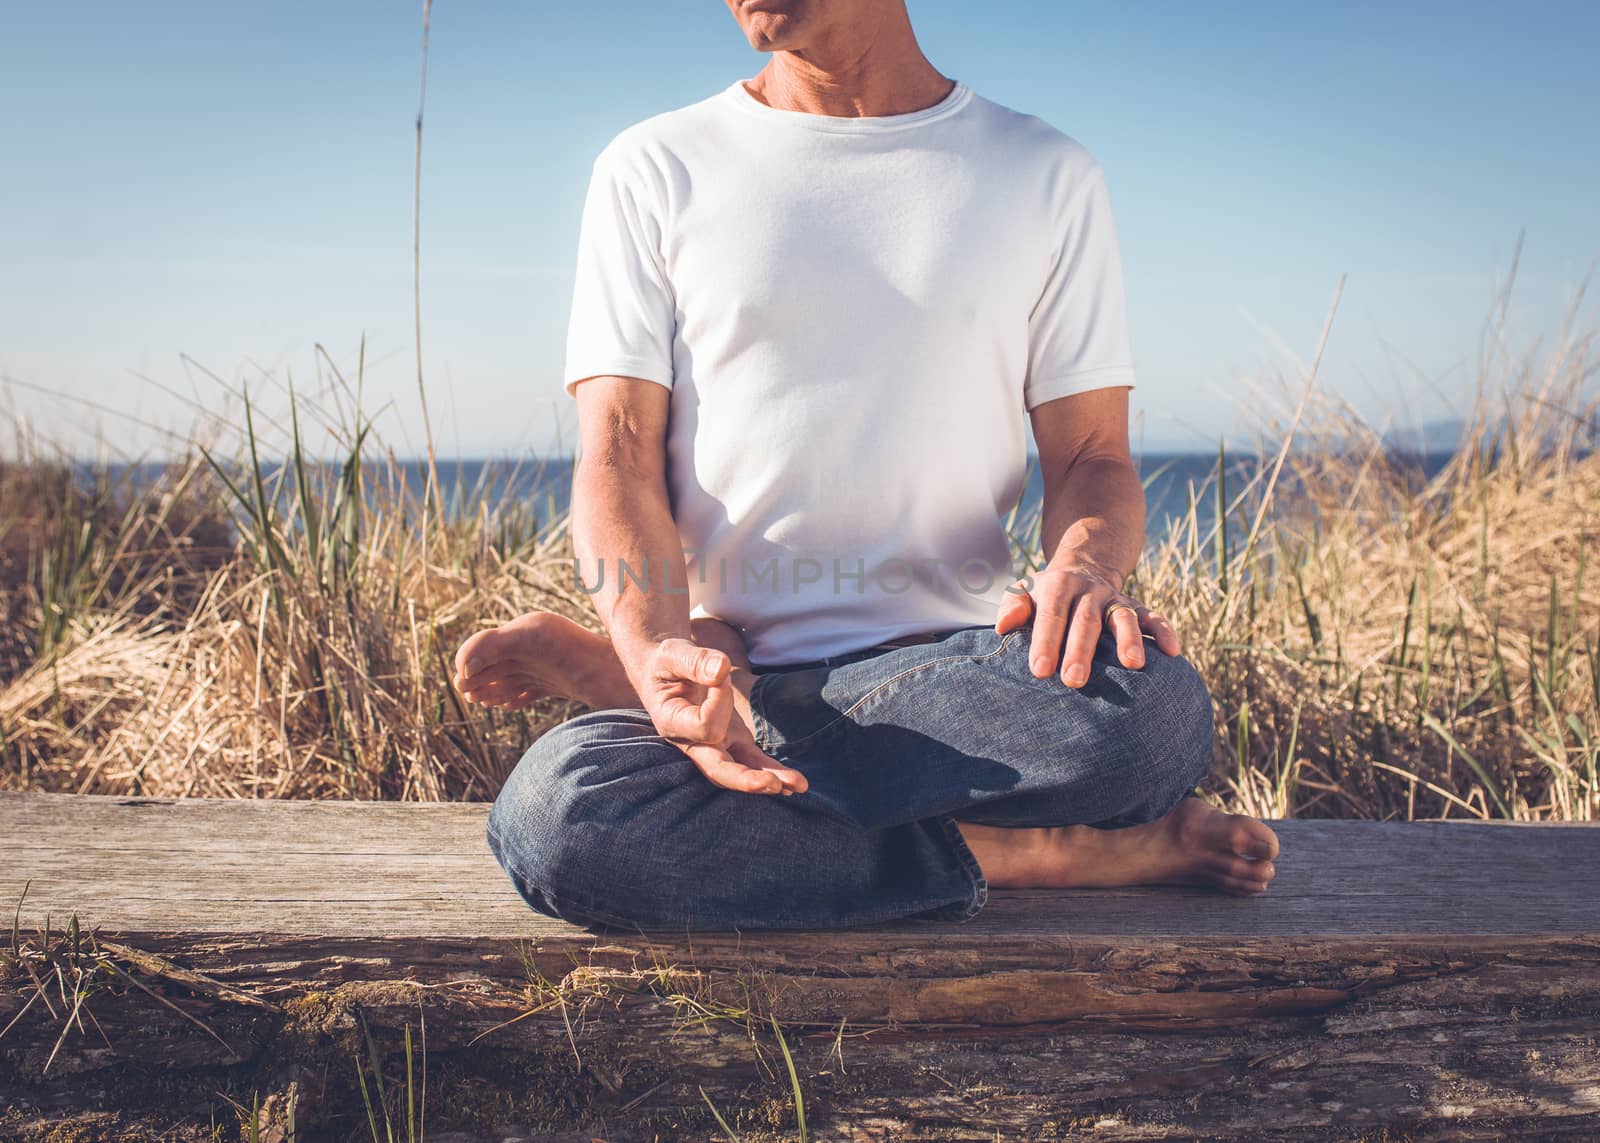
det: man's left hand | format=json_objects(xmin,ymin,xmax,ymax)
[{"xmin": 995, "ymin": 563, "xmax": 1182, "ymax": 686}]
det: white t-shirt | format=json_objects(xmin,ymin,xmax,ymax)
[{"xmin": 565, "ymin": 79, "xmax": 1136, "ymax": 666}]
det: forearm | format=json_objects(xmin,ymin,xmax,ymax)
[
  {"xmin": 1038, "ymin": 456, "xmax": 1146, "ymax": 583},
  {"xmin": 571, "ymin": 455, "xmax": 692, "ymax": 673}
]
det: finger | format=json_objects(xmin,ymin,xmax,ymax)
[
  {"xmin": 1108, "ymin": 604, "xmax": 1146, "ymax": 669},
  {"xmin": 658, "ymin": 640, "xmax": 730, "ymax": 687},
  {"xmin": 994, "ymin": 586, "xmax": 1034, "ymax": 635},
  {"xmin": 1142, "ymin": 610, "xmax": 1183, "ymax": 656},
  {"xmin": 1059, "ymin": 593, "xmax": 1103, "ymax": 688},
  {"xmin": 654, "ymin": 692, "xmax": 720, "ymax": 741},
  {"xmin": 683, "ymin": 741, "xmax": 784, "ymax": 795},
  {"xmin": 1028, "ymin": 593, "xmax": 1072, "ymax": 679},
  {"xmin": 727, "ymin": 737, "xmax": 810, "ymax": 795},
  {"xmin": 697, "ymin": 678, "xmax": 734, "ymax": 742}
]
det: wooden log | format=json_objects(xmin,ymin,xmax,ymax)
[{"xmin": 2, "ymin": 793, "xmax": 1598, "ymax": 1140}]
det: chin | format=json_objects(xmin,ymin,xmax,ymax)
[
  {"xmin": 734, "ymin": 0, "xmax": 812, "ymax": 50},
  {"xmin": 743, "ymin": 15, "xmax": 805, "ymax": 51}
]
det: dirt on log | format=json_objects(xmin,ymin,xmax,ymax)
[{"xmin": 3, "ymin": 932, "xmax": 1599, "ymax": 1141}]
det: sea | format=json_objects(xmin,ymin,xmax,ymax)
[
  {"xmin": 378, "ymin": 449, "xmax": 1455, "ymax": 542},
  {"xmin": 94, "ymin": 448, "xmax": 1455, "ymax": 545}
]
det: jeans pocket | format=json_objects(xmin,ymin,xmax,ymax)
[{"xmin": 748, "ymin": 670, "xmax": 779, "ymax": 755}]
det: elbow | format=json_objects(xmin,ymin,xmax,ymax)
[
  {"xmin": 1043, "ymin": 451, "xmax": 1141, "ymax": 499},
  {"xmin": 572, "ymin": 450, "xmax": 671, "ymax": 521},
  {"xmin": 574, "ymin": 437, "xmax": 661, "ymax": 486}
]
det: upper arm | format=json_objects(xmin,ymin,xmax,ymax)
[
  {"xmin": 565, "ymin": 141, "xmax": 675, "ymax": 493},
  {"xmin": 1023, "ymin": 163, "xmax": 1137, "ymax": 411},
  {"xmin": 1029, "ymin": 386, "xmax": 1133, "ymax": 482},
  {"xmin": 564, "ymin": 144, "xmax": 676, "ymax": 396}
]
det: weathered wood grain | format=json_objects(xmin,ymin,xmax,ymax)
[
  {"xmin": 4, "ymin": 792, "xmax": 1599, "ymax": 939},
  {"xmin": 2, "ymin": 792, "xmax": 1599, "ymax": 1141}
]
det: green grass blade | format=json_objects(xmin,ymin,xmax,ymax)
[
  {"xmin": 356, "ymin": 1057, "xmax": 383, "ymax": 1143},
  {"xmin": 1422, "ymin": 713, "xmax": 1512, "ymax": 818},
  {"xmin": 699, "ymin": 1086, "xmax": 742, "ymax": 1142},
  {"xmin": 405, "ymin": 1024, "xmax": 417, "ymax": 1143},
  {"xmin": 771, "ymin": 1014, "xmax": 807, "ymax": 1143}
]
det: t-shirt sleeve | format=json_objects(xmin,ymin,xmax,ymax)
[
  {"xmin": 563, "ymin": 145, "xmax": 676, "ymax": 395},
  {"xmin": 1023, "ymin": 164, "xmax": 1137, "ymax": 410}
]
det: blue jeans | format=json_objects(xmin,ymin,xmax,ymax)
[{"xmin": 486, "ymin": 623, "xmax": 1213, "ymax": 931}]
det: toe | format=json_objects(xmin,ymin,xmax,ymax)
[
  {"xmin": 488, "ymin": 679, "xmax": 539, "ymax": 704},
  {"xmin": 1216, "ymin": 854, "xmax": 1275, "ymax": 885},
  {"xmin": 1225, "ymin": 815, "xmax": 1280, "ymax": 861},
  {"xmin": 1218, "ymin": 873, "xmax": 1271, "ymax": 896},
  {"xmin": 455, "ymin": 627, "xmax": 499, "ymax": 677},
  {"xmin": 462, "ymin": 674, "xmax": 534, "ymax": 705},
  {"xmin": 456, "ymin": 661, "xmax": 525, "ymax": 691}
]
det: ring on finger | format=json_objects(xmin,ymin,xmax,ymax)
[{"xmin": 1103, "ymin": 601, "xmax": 1140, "ymax": 624}]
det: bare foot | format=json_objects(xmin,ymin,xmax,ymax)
[
  {"xmin": 453, "ymin": 612, "xmax": 756, "ymax": 714},
  {"xmin": 958, "ymin": 798, "xmax": 1280, "ymax": 897},
  {"xmin": 453, "ymin": 612, "xmax": 636, "ymax": 711}
]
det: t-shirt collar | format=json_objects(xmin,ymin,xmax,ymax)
[{"xmin": 721, "ymin": 78, "xmax": 972, "ymax": 134}]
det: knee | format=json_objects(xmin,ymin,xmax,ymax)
[
  {"xmin": 1001, "ymin": 625, "xmax": 1214, "ymax": 785},
  {"xmin": 485, "ymin": 718, "xmax": 591, "ymax": 922},
  {"xmin": 486, "ymin": 711, "xmax": 679, "ymax": 926},
  {"xmin": 1115, "ymin": 647, "xmax": 1215, "ymax": 793}
]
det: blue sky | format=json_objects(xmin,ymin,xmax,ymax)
[{"xmin": 2, "ymin": 0, "xmax": 1597, "ymax": 458}]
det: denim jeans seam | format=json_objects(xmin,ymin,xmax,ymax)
[
  {"xmin": 937, "ymin": 815, "xmax": 989, "ymax": 921},
  {"xmin": 543, "ymin": 887, "xmax": 648, "ymax": 930},
  {"xmin": 748, "ymin": 670, "xmax": 778, "ymax": 754},
  {"xmin": 769, "ymin": 629, "xmax": 1023, "ymax": 757}
]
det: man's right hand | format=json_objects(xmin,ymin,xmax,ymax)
[{"xmin": 637, "ymin": 638, "xmax": 809, "ymax": 797}]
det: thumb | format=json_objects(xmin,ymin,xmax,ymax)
[
  {"xmin": 660, "ymin": 639, "xmax": 730, "ymax": 686},
  {"xmin": 995, "ymin": 586, "xmax": 1034, "ymax": 634}
]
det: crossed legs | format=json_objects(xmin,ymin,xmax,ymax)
[{"xmin": 459, "ymin": 612, "xmax": 1278, "ymax": 905}]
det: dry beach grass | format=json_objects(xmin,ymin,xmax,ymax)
[{"xmin": 1, "ymin": 318, "xmax": 1596, "ymax": 821}]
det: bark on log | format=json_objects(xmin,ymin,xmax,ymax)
[{"xmin": 5, "ymin": 932, "xmax": 1599, "ymax": 1140}]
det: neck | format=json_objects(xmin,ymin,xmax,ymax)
[{"xmin": 744, "ymin": 7, "xmax": 951, "ymax": 118}]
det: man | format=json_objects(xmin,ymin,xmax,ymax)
[{"xmin": 455, "ymin": 0, "xmax": 1279, "ymax": 930}]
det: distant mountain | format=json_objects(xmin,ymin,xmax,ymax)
[{"xmin": 1382, "ymin": 418, "xmax": 1467, "ymax": 455}]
